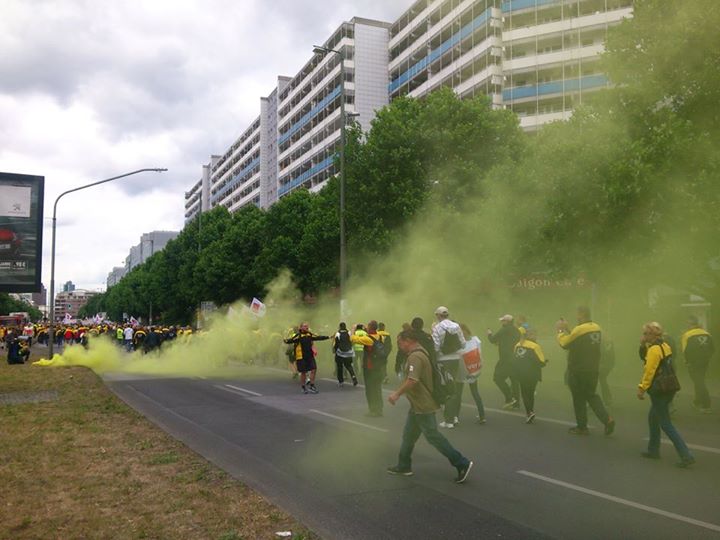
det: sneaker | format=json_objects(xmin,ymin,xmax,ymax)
[
  {"xmin": 502, "ymin": 399, "xmax": 517, "ymax": 410},
  {"xmin": 453, "ymin": 416, "xmax": 460, "ymax": 426},
  {"xmin": 352, "ymin": 377, "xmax": 358, "ymax": 387},
  {"xmin": 604, "ymin": 419, "xmax": 616, "ymax": 436},
  {"xmin": 641, "ymin": 452, "xmax": 660, "ymax": 459},
  {"xmin": 526, "ymin": 412, "xmax": 536, "ymax": 424},
  {"xmin": 308, "ymin": 384, "xmax": 319, "ymax": 394},
  {"xmin": 676, "ymin": 456, "xmax": 696, "ymax": 468},
  {"xmin": 568, "ymin": 426, "xmax": 590, "ymax": 435},
  {"xmin": 438, "ymin": 421, "xmax": 455, "ymax": 429},
  {"xmin": 386, "ymin": 466, "xmax": 413, "ymax": 476},
  {"xmin": 455, "ymin": 461, "xmax": 473, "ymax": 484},
  {"xmin": 475, "ymin": 416, "xmax": 487, "ymax": 425},
  {"xmin": 302, "ymin": 386, "xmax": 308, "ymax": 394},
  {"xmin": 338, "ymin": 382, "xmax": 344, "ymax": 388}
]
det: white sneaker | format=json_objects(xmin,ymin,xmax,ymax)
[
  {"xmin": 453, "ymin": 416, "xmax": 460, "ymax": 425},
  {"xmin": 438, "ymin": 421, "xmax": 455, "ymax": 429}
]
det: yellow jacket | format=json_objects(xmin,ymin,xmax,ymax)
[{"xmin": 639, "ymin": 342, "xmax": 672, "ymax": 391}]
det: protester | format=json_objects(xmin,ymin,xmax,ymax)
[
  {"xmin": 351, "ymin": 321, "xmax": 389, "ymax": 417},
  {"xmin": 457, "ymin": 324, "xmax": 486, "ymax": 424},
  {"xmin": 378, "ymin": 322, "xmax": 392, "ymax": 383},
  {"xmin": 123, "ymin": 325, "xmax": 134, "ymax": 352},
  {"xmin": 284, "ymin": 323, "xmax": 330, "ymax": 394},
  {"xmin": 333, "ymin": 322, "xmax": 358, "ymax": 387},
  {"xmin": 393, "ymin": 322, "xmax": 412, "ymax": 378},
  {"xmin": 353, "ymin": 323, "xmax": 367, "ymax": 380},
  {"xmin": 487, "ymin": 314, "xmax": 521, "ymax": 409},
  {"xmin": 386, "ymin": 329, "xmax": 473, "ymax": 483},
  {"xmin": 638, "ymin": 322, "xmax": 695, "ymax": 467},
  {"xmin": 681, "ymin": 315, "xmax": 715, "ymax": 413},
  {"xmin": 431, "ymin": 306, "xmax": 466, "ymax": 428},
  {"xmin": 513, "ymin": 328, "xmax": 546, "ymax": 424},
  {"xmin": 557, "ymin": 306, "xmax": 615, "ymax": 436}
]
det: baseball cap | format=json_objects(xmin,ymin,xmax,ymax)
[
  {"xmin": 434, "ymin": 306, "xmax": 449, "ymax": 316},
  {"xmin": 499, "ymin": 314, "xmax": 514, "ymax": 322}
]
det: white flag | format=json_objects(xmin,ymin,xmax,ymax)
[
  {"xmin": 249, "ymin": 297, "xmax": 266, "ymax": 317},
  {"xmin": 63, "ymin": 313, "xmax": 73, "ymax": 324},
  {"xmin": 129, "ymin": 316, "xmax": 139, "ymax": 326}
]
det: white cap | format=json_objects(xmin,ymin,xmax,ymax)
[
  {"xmin": 434, "ymin": 306, "xmax": 449, "ymax": 316},
  {"xmin": 499, "ymin": 314, "xmax": 514, "ymax": 322}
]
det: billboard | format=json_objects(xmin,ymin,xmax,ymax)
[{"xmin": 0, "ymin": 172, "xmax": 44, "ymax": 292}]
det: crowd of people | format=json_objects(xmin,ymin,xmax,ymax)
[{"xmin": 283, "ymin": 305, "xmax": 715, "ymax": 480}]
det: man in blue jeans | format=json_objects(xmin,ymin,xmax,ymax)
[{"xmin": 387, "ymin": 329, "xmax": 473, "ymax": 483}]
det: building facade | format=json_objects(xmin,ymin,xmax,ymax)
[
  {"xmin": 184, "ymin": 0, "xmax": 632, "ymax": 217},
  {"xmin": 55, "ymin": 289, "xmax": 98, "ymax": 318},
  {"xmin": 106, "ymin": 231, "xmax": 179, "ymax": 288}
]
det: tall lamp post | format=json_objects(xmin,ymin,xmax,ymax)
[
  {"xmin": 48, "ymin": 168, "xmax": 167, "ymax": 359},
  {"xmin": 313, "ymin": 44, "xmax": 358, "ymax": 319}
]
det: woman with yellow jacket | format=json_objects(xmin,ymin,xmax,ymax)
[
  {"xmin": 513, "ymin": 329, "xmax": 546, "ymax": 424},
  {"xmin": 637, "ymin": 322, "xmax": 695, "ymax": 467}
]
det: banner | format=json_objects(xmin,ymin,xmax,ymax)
[{"xmin": 0, "ymin": 172, "xmax": 44, "ymax": 292}]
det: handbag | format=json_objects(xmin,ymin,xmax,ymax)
[{"xmin": 649, "ymin": 344, "xmax": 681, "ymax": 394}]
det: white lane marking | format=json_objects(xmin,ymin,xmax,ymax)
[
  {"xmin": 517, "ymin": 470, "xmax": 720, "ymax": 533},
  {"xmin": 309, "ymin": 409, "xmax": 389, "ymax": 433},
  {"xmin": 646, "ymin": 438, "xmax": 720, "ymax": 455},
  {"xmin": 213, "ymin": 384, "xmax": 263, "ymax": 397}
]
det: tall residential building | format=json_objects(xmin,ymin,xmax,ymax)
[
  {"xmin": 277, "ymin": 18, "xmax": 390, "ymax": 198},
  {"xmin": 106, "ymin": 266, "xmax": 126, "ymax": 288},
  {"xmin": 501, "ymin": 0, "xmax": 633, "ymax": 130},
  {"xmin": 184, "ymin": 0, "xmax": 633, "ymax": 217},
  {"xmin": 63, "ymin": 280, "xmax": 76, "ymax": 293},
  {"xmin": 106, "ymin": 230, "xmax": 180, "ymax": 287}
]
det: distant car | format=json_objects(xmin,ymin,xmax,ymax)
[{"xmin": 0, "ymin": 228, "xmax": 21, "ymax": 257}]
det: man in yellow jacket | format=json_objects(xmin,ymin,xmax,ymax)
[
  {"xmin": 557, "ymin": 306, "xmax": 615, "ymax": 436},
  {"xmin": 681, "ymin": 315, "xmax": 715, "ymax": 413}
]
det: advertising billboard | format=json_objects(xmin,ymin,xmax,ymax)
[{"xmin": 0, "ymin": 172, "xmax": 45, "ymax": 292}]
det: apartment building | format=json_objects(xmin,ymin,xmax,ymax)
[
  {"xmin": 502, "ymin": 0, "xmax": 633, "ymax": 130},
  {"xmin": 184, "ymin": 0, "xmax": 633, "ymax": 218},
  {"xmin": 276, "ymin": 17, "xmax": 390, "ymax": 198}
]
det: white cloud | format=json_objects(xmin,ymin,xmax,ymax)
[{"xmin": 0, "ymin": 0, "xmax": 406, "ymax": 292}]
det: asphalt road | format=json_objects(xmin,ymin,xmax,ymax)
[{"xmin": 105, "ymin": 365, "xmax": 720, "ymax": 540}]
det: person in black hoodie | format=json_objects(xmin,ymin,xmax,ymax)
[
  {"xmin": 333, "ymin": 322, "xmax": 358, "ymax": 387},
  {"xmin": 487, "ymin": 314, "xmax": 521, "ymax": 409},
  {"xmin": 284, "ymin": 322, "xmax": 330, "ymax": 394}
]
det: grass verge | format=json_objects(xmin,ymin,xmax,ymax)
[{"xmin": 0, "ymin": 349, "xmax": 316, "ymax": 540}]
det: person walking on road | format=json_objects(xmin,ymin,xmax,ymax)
[
  {"xmin": 488, "ymin": 314, "xmax": 521, "ymax": 409},
  {"xmin": 681, "ymin": 315, "xmax": 715, "ymax": 413},
  {"xmin": 432, "ymin": 306, "xmax": 466, "ymax": 428},
  {"xmin": 457, "ymin": 323, "xmax": 486, "ymax": 425},
  {"xmin": 386, "ymin": 329, "xmax": 473, "ymax": 484},
  {"xmin": 284, "ymin": 323, "xmax": 330, "ymax": 394},
  {"xmin": 557, "ymin": 306, "xmax": 615, "ymax": 436},
  {"xmin": 513, "ymin": 328, "xmax": 546, "ymax": 424},
  {"xmin": 333, "ymin": 322, "xmax": 358, "ymax": 387},
  {"xmin": 351, "ymin": 321, "xmax": 389, "ymax": 417},
  {"xmin": 638, "ymin": 322, "xmax": 695, "ymax": 467}
]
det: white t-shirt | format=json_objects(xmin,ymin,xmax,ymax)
[{"xmin": 123, "ymin": 327, "xmax": 134, "ymax": 340}]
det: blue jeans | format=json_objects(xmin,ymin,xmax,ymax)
[
  {"xmin": 397, "ymin": 410, "xmax": 469, "ymax": 471},
  {"xmin": 648, "ymin": 392, "xmax": 692, "ymax": 460}
]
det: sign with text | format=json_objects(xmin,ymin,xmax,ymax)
[{"xmin": 0, "ymin": 172, "xmax": 44, "ymax": 292}]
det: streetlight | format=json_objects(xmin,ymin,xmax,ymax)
[
  {"xmin": 48, "ymin": 168, "xmax": 167, "ymax": 359},
  {"xmin": 313, "ymin": 44, "xmax": 358, "ymax": 319}
]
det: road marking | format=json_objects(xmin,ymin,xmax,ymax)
[
  {"xmin": 214, "ymin": 384, "xmax": 263, "ymax": 397},
  {"xmin": 309, "ymin": 409, "xmax": 389, "ymax": 433},
  {"xmin": 646, "ymin": 438, "xmax": 720, "ymax": 455},
  {"xmin": 517, "ymin": 470, "xmax": 720, "ymax": 533}
]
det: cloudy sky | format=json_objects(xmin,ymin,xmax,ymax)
[{"xmin": 0, "ymin": 0, "xmax": 407, "ymax": 294}]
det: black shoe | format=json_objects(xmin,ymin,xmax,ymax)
[
  {"xmin": 604, "ymin": 419, "xmax": 616, "ymax": 436},
  {"xmin": 352, "ymin": 377, "xmax": 358, "ymax": 387},
  {"xmin": 387, "ymin": 466, "xmax": 413, "ymax": 476},
  {"xmin": 302, "ymin": 386, "xmax": 308, "ymax": 394},
  {"xmin": 308, "ymin": 384, "xmax": 318, "ymax": 394},
  {"xmin": 568, "ymin": 427, "xmax": 590, "ymax": 435},
  {"xmin": 525, "ymin": 412, "xmax": 536, "ymax": 424},
  {"xmin": 641, "ymin": 452, "xmax": 660, "ymax": 459},
  {"xmin": 455, "ymin": 461, "xmax": 473, "ymax": 484},
  {"xmin": 676, "ymin": 456, "xmax": 696, "ymax": 468}
]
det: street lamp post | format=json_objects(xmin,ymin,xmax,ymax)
[
  {"xmin": 48, "ymin": 168, "xmax": 167, "ymax": 359},
  {"xmin": 313, "ymin": 44, "xmax": 357, "ymax": 319}
]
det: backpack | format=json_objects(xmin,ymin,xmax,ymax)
[
  {"xmin": 370, "ymin": 335, "xmax": 388, "ymax": 361},
  {"xmin": 415, "ymin": 348, "xmax": 455, "ymax": 405},
  {"xmin": 440, "ymin": 329, "xmax": 462, "ymax": 355},
  {"xmin": 336, "ymin": 330, "xmax": 352, "ymax": 353}
]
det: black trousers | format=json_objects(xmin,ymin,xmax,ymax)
[
  {"xmin": 494, "ymin": 360, "xmax": 519, "ymax": 402},
  {"xmin": 518, "ymin": 375, "xmax": 538, "ymax": 415},
  {"xmin": 688, "ymin": 359, "xmax": 711, "ymax": 409},
  {"xmin": 568, "ymin": 371, "xmax": 610, "ymax": 429},
  {"xmin": 364, "ymin": 367, "xmax": 384, "ymax": 415},
  {"xmin": 335, "ymin": 355, "xmax": 356, "ymax": 384}
]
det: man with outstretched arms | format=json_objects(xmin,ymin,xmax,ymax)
[{"xmin": 557, "ymin": 306, "xmax": 615, "ymax": 436}]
